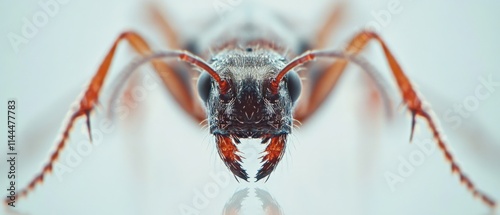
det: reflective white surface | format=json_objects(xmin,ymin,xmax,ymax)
[{"xmin": 1, "ymin": 0, "xmax": 500, "ymax": 214}]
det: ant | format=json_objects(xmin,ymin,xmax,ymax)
[{"xmin": 6, "ymin": 1, "xmax": 496, "ymax": 212}]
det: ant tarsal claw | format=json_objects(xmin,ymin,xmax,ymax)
[
  {"xmin": 409, "ymin": 111, "xmax": 417, "ymax": 143},
  {"xmin": 85, "ymin": 111, "xmax": 93, "ymax": 143}
]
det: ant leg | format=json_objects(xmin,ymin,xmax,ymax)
[
  {"xmin": 115, "ymin": 4, "xmax": 183, "ymax": 114},
  {"xmin": 294, "ymin": 48, "xmax": 392, "ymax": 123},
  {"xmin": 295, "ymin": 3, "xmax": 346, "ymax": 118},
  {"xmin": 297, "ymin": 5, "xmax": 393, "ymax": 123},
  {"xmin": 7, "ymin": 31, "xmax": 205, "ymax": 204},
  {"xmin": 147, "ymin": 5, "xmax": 207, "ymax": 117},
  {"xmin": 105, "ymin": 32, "xmax": 205, "ymax": 122},
  {"xmin": 314, "ymin": 2, "xmax": 346, "ymax": 49},
  {"xmin": 294, "ymin": 31, "xmax": 496, "ymax": 208},
  {"xmin": 148, "ymin": 3, "xmax": 181, "ymax": 49}
]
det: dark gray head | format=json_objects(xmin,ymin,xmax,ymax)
[{"xmin": 197, "ymin": 48, "xmax": 302, "ymax": 141}]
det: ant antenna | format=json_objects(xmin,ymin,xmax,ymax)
[
  {"xmin": 123, "ymin": 50, "xmax": 229, "ymax": 93},
  {"xmin": 270, "ymin": 50, "xmax": 369, "ymax": 94}
]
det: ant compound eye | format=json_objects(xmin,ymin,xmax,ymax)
[
  {"xmin": 285, "ymin": 72, "xmax": 301, "ymax": 103},
  {"xmin": 197, "ymin": 72, "xmax": 212, "ymax": 102}
]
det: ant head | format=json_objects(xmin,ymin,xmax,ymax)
[{"xmin": 197, "ymin": 48, "xmax": 302, "ymax": 141}]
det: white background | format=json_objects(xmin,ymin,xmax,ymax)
[{"xmin": 1, "ymin": 0, "xmax": 500, "ymax": 214}]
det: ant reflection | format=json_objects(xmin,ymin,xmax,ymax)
[{"xmin": 222, "ymin": 188, "xmax": 283, "ymax": 215}]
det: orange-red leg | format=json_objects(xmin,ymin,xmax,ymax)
[
  {"xmin": 148, "ymin": 3, "xmax": 181, "ymax": 49},
  {"xmin": 295, "ymin": 3, "xmax": 345, "ymax": 117},
  {"xmin": 314, "ymin": 3, "xmax": 345, "ymax": 49},
  {"xmin": 294, "ymin": 30, "xmax": 496, "ymax": 208},
  {"xmin": 145, "ymin": 4, "xmax": 207, "ymax": 116},
  {"xmin": 294, "ymin": 51, "xmax": 392, "ymax": 123},
  {"xmin": 296, "ymin": 4, "xmax": 392, "ymax": 123},
  {"xmin": 113, "ymin": 5, "xmax": 188, "ymax": 116},
  {"xmin": 6, "ymin": 31, "xmax": 205, "ymax": 205}
]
